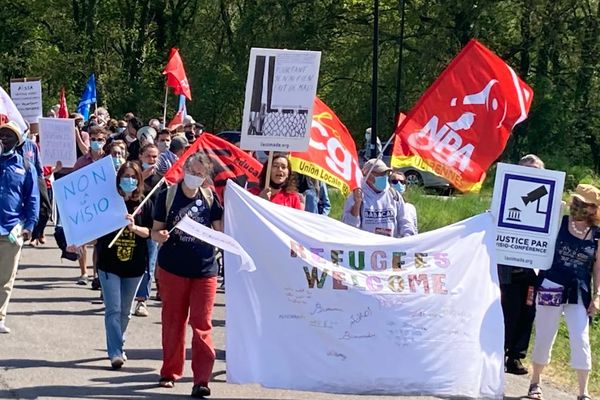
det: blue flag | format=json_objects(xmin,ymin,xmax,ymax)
[{"xmin": 77, "ymin": 74, "xmax": 97, "ymax": 121}]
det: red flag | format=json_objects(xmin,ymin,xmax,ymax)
[
  {"xmin": 58, "ymin": 87, "xmax": 69, "ymax": 118},
  {"xmin": 163, "ymin": 133, "xmax": 263, "ymax": 200},
  {"xmin": 163, "ymin": 48, "xmax": 192, "ymax": 101},
  {"xmin": 391, "ymin": 39, "xmax": 533, "ymax": 192},
  {"xmin": 289, "ymin": 97, "xmax": 362, "ymax": 195},
  {"xmin": 168, "ymin": 111, "xmax": 184, "ymax": 130}
]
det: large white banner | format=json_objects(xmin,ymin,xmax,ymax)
[
  {"xmin": 10, "ymin": 80, "xmax": 43, "ymax": 123},
  {"xmin": 223, "ymin": 181, "xmax": 504, "ymax": 398},
  {"xmin": 53, "ymin": 156, "xmax": 128, "ymax": 246},
  {"xmin": 240, "ymin": 48, "xmax": 321, "ymax": 152},
  {"xmin": 491, "ymin": 163, "xmax": 565, "ymax": 270},
  {"xmin": 39, "ymin": 117, "xmax": 77, "ymax": 168}
]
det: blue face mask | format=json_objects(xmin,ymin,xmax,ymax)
[
  {"xmin": 119, "ymin": 177, "xmax": 138, "ymax": 194},
  {"xmin": 112, "ymin": 156, "xmax": 123, "ymax": 171},
  {"xmin": 392, "ymin": 182, "xmax": 406, "ymax": 194},
  {"xmin": 373, "ymin": 175, "xmax": 389, "ymax": 192},
  {"xmin": 142, "ymin": 162, "xmax": 151, "ymax": 170},
  {"xmin": 90, "ymin": 140, "xmax": 103, "ymax": 152}
]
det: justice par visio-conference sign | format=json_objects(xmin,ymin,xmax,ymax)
[{"xmin": 491, "ymin": 163, "xmax": 565, "ymax": 270}]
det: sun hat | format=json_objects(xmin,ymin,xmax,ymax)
[{"xmin": 571, "ymin": 184, "xmax": 600, "ymax": 206}]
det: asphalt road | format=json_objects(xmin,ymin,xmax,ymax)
[{"xmin": 0, "ymin": 228, "xmax": 574, "ymax": 399}]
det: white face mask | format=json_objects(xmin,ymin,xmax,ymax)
[{"xmin": 183, "ymin": 173, "xmax": 205, "ymax": 189}]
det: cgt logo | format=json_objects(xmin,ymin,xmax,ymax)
[{"xmin": 309, "ymin": 113, "xmax": 362, "ymax": 185}]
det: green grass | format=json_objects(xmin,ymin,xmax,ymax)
[{"xmin": 328, "ymin": 186, "xmax": 599, "ymax": 396}]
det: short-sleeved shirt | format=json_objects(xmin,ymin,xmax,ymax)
[
  {"xmin": 154, "ymin": 184, "xmax": 223, "ymax": 278},
  {"xmin": 248, "ymin": 187, "xmax": 303, "ymax": 209},
  {"xmin": 95, "ymin": 199, "xmax": 154, "ymax": 278}
]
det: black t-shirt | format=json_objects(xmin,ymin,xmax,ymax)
[
  {"xmin": 95, "ymin": 199, "xmax": 154, "ymax": 278},
  {"xmin": 154, "ymin": 184, "xmax": 223, "ymax": 278}
]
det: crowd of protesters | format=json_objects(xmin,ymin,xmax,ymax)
[{"xmin": 1, "ymin": 105, "xmax": 598, "ymax": 400}]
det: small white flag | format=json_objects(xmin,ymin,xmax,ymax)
[
  {"xmin": 0, "ymin": 86, "xmax": 27, "ymax": 133},
  {"xmin": 175, "ymin": 215, "xmax": 256, "ymax": 271}
]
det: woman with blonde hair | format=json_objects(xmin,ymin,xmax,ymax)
[{"xmin": 527, "ymin": 184, "xmax": 600, "ymax": 400}]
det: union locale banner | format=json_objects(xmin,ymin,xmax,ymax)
[
  {"xmin": 289, "ymin": 97, "xmax": 362, "ymax": 195},
  {"xmin": 223, "ymin": 181, "xmax": 503, "ymax": 398},
  {"xmin": 391, "ymin": 39, "xmax": 533, "ymax": 192}
]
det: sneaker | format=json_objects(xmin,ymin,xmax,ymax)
[
  {"xmin": 134, "ymin": 301, "xmax": 149, "ymax": 317},
  {"xmin": 91, "ymin": 277, "xmax": 101, "ymax": 290},
  {"xmin": 77, "ymin": 275, "xmax": 88, "ymax": 285},
  {"xmin": 191, "ymin": 384, "xmax": 211, "ymax": 398},
  {"xmin": 122, "ymin": 351, "xmax": 127, "ymax": 361},
  {"xmin": 0, "ymin": 320, "xmax": 10, "ymax": 334},
  {"xmin": 506, "ymin": 357, "xmax": 528, "ymax": 375},
  {"xmin": 110, "ymin": 356, "xmax": 124, "ymax": 369}
]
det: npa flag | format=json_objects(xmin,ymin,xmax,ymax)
[
  {"xmin": 0, "ymin": 86, "xmax": 27, "ymax": 133},
  {"xmin": 58, "ymin": 87, "xmax": 69, "ymax": 118},
  {"xmin": 163, "ymin": 133, "xmax": 263, "ymax": 200},
  {"xmin": 289, "ymin": 97, "xmax": 362, "ymax": 195},
  {"xmin": 391, "ymin": 39, "xmax": 533, "ymax": 192},
  {"xmin": 168, "ymin": 95, "xmax": 187, "ymax": 129},
  {"xmin": 163, "ymin": 48, "xmax": 192, "ymax": 101},
  {"xmin": 77, "ymin": 74, "xmax": 97, "ymax": 121}
]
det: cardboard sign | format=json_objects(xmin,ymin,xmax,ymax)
[
  {"xmin": 240, "ymin": 48, "xmax": 321, "ymax": 152},
  {"xmin": 491, "ymin": 163, "xmax": 565, "ymax": 269},
  {"xmin": 39, "ymin": 117, "xmax": 77, "ymax": 168},
  {"xmin": 10, "ymin": 80, "xmax": 43, "ymax": 123},
  {"xmin": 53, "ymin": 156, "xmax": 128, "ymax": 246}
]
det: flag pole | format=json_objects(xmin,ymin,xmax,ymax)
[
  {"xmin": 364, "ymin": 134, "xmax": 395, "ymax": 182},
  {"xmin": 264, "ymin": 151, "xmax": 274, "ymax": 190},
  {"xmin": 108, "ymin": 177, "xmax": 166, "ymax": 248},
  {"xmin": 162, "ymin": 83, "xmax": 169, "ymax": 128}
]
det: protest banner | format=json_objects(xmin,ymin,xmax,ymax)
[
  {"xmin": 39, "ymin": 117, "xmax": 77, "ymax": 168},
  {"xmin": 10, "ymin": 79, "xmax": 43, "ymax": 124},
  {"xmin": 289, "ymin": 97, "xmax": 362, "ymax": 195},
  {"xmin": 240, "ymin": 48, "xmax": 321, "ymax": 152},
  {"xmin": 223, "ymin": 181, "xmax": 503, "ymax": 398},
  {"xmin": 391, "ymin": 39, "xmax": 533, "ymax": 192},
  {"xmin": 53, "ymin": 156, "xmax": 128, "ymax": 246},
  {"xmin": 491, "ymin": 162, "xmax": 565, "ymax": 270}
]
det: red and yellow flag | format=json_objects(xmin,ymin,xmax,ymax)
[
  {"xmin": 391, "ymin": 39, "xmax": 533, "ymax": 192},
  {"xmin": 290, "ymin": 98, "xmax": 361, "ymax": 195}
]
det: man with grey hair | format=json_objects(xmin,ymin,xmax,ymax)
[
  {"xmin": 151, "ymin": 151, "xmax": 223, "ymax": 398},
  {"xmin": 500, "ymin": 153, "xmax": 544, "ymax": 375}
]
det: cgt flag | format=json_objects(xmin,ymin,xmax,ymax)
[
  {"xmin": 163, "ymin": 48, "xmax": 192, "ymax": 101},
  {"xmin": 289, "ymin": 97, "xmax": 361, "ymax": 195},
  {"xmin": 391, "ymin": 39, "xmax": 533, "ymax": 192},
  {"xmin": 163, "ymin": 132, "xmax": 263, "ymax": 200}
]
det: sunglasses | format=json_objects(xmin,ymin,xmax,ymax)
[{"xmin": 390, "ymin": 179, "xmax": 406, "ymax": 184}]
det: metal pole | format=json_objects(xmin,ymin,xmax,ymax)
[
  {"xmin": 394, "ymin": 0, "xmax": 406, "ymax": 122},
  {"xmin": 370, "ymin": 0, "xmax": 379, "ymax": 159}
]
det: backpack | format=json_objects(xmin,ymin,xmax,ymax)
[{"xmin": 165, "ymin": 184, "xmax": 214, "ymax": 218}]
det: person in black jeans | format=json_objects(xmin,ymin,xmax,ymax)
[{"xmin": 499, "ymin": 154, "xmax": 544, "ymax": 374}]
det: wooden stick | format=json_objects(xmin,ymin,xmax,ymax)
[
  {"xmin": 162, "ymin": 84, "xmax": 169, "ymax": 128},
  {"xmin": 108, "ymin": 177, "xmax": 165, "ymax": 248},
  {"xmin": 264, "ymin": 151, "xmax": 274, "ymax": 190}
]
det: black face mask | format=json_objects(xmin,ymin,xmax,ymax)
[{"xmin": 185, "ymin": 131, "xmax": 194, "ymax": 141}]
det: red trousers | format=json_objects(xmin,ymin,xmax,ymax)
[{"xmin": 158, "ymin": 267, "xmax": 218, "ymax": 385}]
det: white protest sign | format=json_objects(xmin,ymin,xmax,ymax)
[
  {"xmin": 240, "ymin": 48, "xmax": 321, "ymax": 152},
  {"xmin": 39, "ymin": 117, "xmax": 77, "ymax": 168},
  {"xmin": 53, "ymin": 156, "xmax": 128, "ymax": 246},
  {"xmin": 491, "ymin": 162, "xmax": 565, "ymax": 270},
  {"xmin": 223, "ymin": 181, "xmax": 503, "ymax": 398},
  {"xmin": 10, "ymin": 80, "xmax": 43, "ymax": 123},
  {"xmin": 175, "ymin": 215, "xmax": 256, "ymax": 272}
]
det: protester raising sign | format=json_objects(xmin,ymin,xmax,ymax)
[
  {"xmin": 223, "ymin": 181, "xmax": 503, "ymax": 397},
  {"xmin": 163, "ymin": 132, "xmax": 263, "ymax": 200},
  {"xmin": 53, "ymin": 156, "xmax": 128, "ymax": 246},
  {"xmin": 391, "ymin": 39, "xmax": 533, "ymax": 192},
  {"xmin": 289, "ymin": 97, "xmax": 362, "ymax": 195}
]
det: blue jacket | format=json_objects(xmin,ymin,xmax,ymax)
[{"xmin": 0, "ymin": 152, "xmax": 39, "ymax": 235}]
